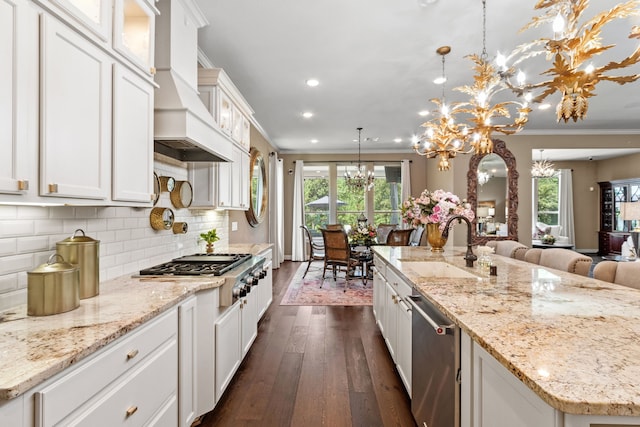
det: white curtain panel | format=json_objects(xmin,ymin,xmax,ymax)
[
  {"xmin": 291, "ymin": 160, "xmax": 306, "ymax": 261},
  {"xmin": 558, "ymin": 169, "xmax": 575, "ymax": 245},
  {"xmin": 269, "ymin": 153, "xmax": 284, "ymax": 268},
  {"xmin": 401, "ymin": 159, "xmax": 412, "ymax": 201}
]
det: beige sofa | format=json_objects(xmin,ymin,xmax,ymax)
[
  {"xmin": 524, "ymin": 248, "xmax": 593, "ymax": 277},
  {"xmin": 593, "ymin": 260, "xmax": 640, "ymax": 289}
]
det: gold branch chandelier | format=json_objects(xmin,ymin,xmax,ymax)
[
  {"xmin": 344, "ymin": 127, "xmax": 375, "ymax": 191},
  {"xmin": 413, "ymin": 46, "xmax": 470, "ymax": 171},
  {"xmin": 454, "ymin": 0, "xmax": 532, "ymax": 155},
  {"xmin": 497, "ymin": 0, "xmax": 640, "ymax": 123},
  {"xmin": 531, "ymin": 149, "xmax": 557, "ymax": 178}
]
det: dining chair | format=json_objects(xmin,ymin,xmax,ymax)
[
  {"xmin": 319, "ymin": 228, "xmax": 362, "ymax": 289},
  {"xmin": 386, "ymin": 229, "xmax": 413, "ymax": 246},
  {"xmin": 326, "ymin": 224, "xmax": 344, "ymax": 230},
  {"xmin": 300, "ymin": 225, "xmax": 325, "ymax": 278},
  {"xmin": 376, "ymin": 223, "xmax": 397, "ymax": 244},
  {"xmin": 409, "ymin": 227, "xmax": 424, "ymax": 246}
]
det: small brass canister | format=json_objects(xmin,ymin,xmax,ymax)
[
  {"xmin": 56, "ymin": 229, "xmax": 100, "ymax": 299},
  {"xmin": 28, "ymin": 254, "xmax": 79, "ymax": 316}
]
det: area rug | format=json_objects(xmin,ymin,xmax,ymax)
[{"xmin": 280, "ymin": 262, "xmax": 373, "ymax": 306}]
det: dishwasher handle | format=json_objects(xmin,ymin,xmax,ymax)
[{"xmin": 406, "ymin": 295, "xmax": 454, "ymax": 336}]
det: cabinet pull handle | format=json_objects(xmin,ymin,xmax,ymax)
[
  {"xmin": 126, "ymin": 406, "xmax": 138, "ymax": 417},
  {"xmin": 48, "ymin": 183, "xmax": 58, "ymax": 193},
  {"xmin": 126, "ymin": 349, "xmax": 139, "ymax": 360},
  {"xmin": 18, "ymin": 180, "xmax": 29, "ymax": 191},
  {"xmin": 150, "ymin": 67, "xmax": 156, "ymax": 75}
]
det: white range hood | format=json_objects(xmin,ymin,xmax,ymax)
[{"xmin": 153, "ymin": 0, "xmax": 231, "ymax": 162}]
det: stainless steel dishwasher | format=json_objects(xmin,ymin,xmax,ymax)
[{"xmin": 407, "ymin": 293, "xmax": 460, "ymax": 427}]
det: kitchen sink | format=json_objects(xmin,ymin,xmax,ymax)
[{"xmin": 400, "ymin": 261, "xmax": 479, "ymax": 279}]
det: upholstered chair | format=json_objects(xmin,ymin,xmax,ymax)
[
  {"xmin": 524, "ymin": 248, "xmax": 593, "ymax": 277},
  {"xmin": 386, "ymin": 229, "xmax": 413, "ymax": 246},
  {"xmin": 593, "ymin": 261, "xmax": 640, "ymax": 290}
]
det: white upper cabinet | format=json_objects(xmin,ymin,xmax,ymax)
[
  {"xmin": 40, "ymin": 15, "xmax": 111, "ymax": 200},
  {"xmin": 51, "ymin": 0, "xmax": 112, "ymax": 42},
  {"xmin": 112, "ymin": 63, "xmax": 154, "ymax": 203},
  {"xmin": 0, "ymin": 0, "xmax": 38, "ymax": 196},
  {"xmin": 113, "ymin": 0, "xmax": 157, "ymax": 74}
]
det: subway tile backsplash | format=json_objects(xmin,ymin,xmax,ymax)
[{"xmin": 0, "ymin": 161, "xmax": 228, "ymax": 312}]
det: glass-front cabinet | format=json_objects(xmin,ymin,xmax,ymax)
[
  {"xmin": 598, "ymin": 179, "xmax": 640, "ymax": 255},
  {"xmin": 114, "ymin": 0, "xmax": 156, "ymax": 74}
]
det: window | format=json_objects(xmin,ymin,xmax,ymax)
[
  {"xmin": 533, "ymin": 176, "xmax": 559, "ymax": 225},
  {"xmin": 302, "ymin": 162, "xmax": 403, "ymax": 233}
]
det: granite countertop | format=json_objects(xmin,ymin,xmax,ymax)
[
  {"xmin": 0, "ymin": 275, "xmax": 224, "ymax": 400},
  {"xmin": 373, "ymin": 246, "xmax": 640, "ymax": 416},
  {"xmin": 223, "ymin": 243, "xmax": 273, "ymax": 256}
]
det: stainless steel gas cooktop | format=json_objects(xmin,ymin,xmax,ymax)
[{"xmin": 138, "ymin": 253, "xmax": 252, "ymax": 276}]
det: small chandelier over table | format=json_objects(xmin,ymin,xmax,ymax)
[
  {"xmin": 413, "ymin": 46, "xmax": 471, "ymax": 171},
  {"xmin": 344, "ymin": 127, "xmax": 375, "ymax": 191},
  {"xmin": 497, "ymin": 0, "xmax": 640, "ymax": 123},
  {"xmin": 531, "ymin": 149, "xmax": 557, "ymax": 178},
  {"xmin": 454, "ymin": 0, "xmax": 531, "ymax": 155}
]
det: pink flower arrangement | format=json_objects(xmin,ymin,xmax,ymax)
[
  {"xmin": 348, "ymin": 224, "xmax": 377, "ymax": 244},
  {"xmin": 401, "ymin": 189, "xmax": 475, "ymax": 230}
]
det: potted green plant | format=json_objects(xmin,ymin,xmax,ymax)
[{"xmin": 200, "ymin": 228, "xmax": 220, "ymax": 253}]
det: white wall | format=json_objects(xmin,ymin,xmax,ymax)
[{"xmin": 0, "ymin": 160, "xmax": 228, "ymax": 312}]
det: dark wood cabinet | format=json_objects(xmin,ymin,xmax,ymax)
[{"xmin": 598, "ymin": 179, "xmax": 640, "ymax": 255}]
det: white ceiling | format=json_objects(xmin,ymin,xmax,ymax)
[{"xmin": 195, "ymin": 0, "xmax": 640, "ymax": 158}]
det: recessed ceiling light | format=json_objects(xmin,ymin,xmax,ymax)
[
  {"xmin": 394, "ymin": 138, "xmax": 402, "ymax": 143},
  {"xmin": 306, "ymin": 79, "xmax": 319, "ymax": 87},
  {"xmin": 418, "ymin": 110, "xmax": 430, "ymax": 117},
  {"xmin": 302, "ymin": 111, "xmax": 313, "ymax": 118},
  {"xmin": 310, "ymin": 139, "xmax": 318, "ymax": 143},
  {"xmin": 538, "ymin": 103, "xmax": 552, "ymax": 110},
  {"xmin": 433, "ymin": 77, "xmax": 446, "ymax": 84}
]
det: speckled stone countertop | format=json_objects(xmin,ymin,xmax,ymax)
[
  {"xmin": 373, "ymin": 246, "xmax": 640, "ymax": 416},
  {"xmin": 223, "ymin": 243, "xmax": 273, "ymax": 255},
  {"xmin": 0, "ymin": 275, "xmax": 224, "ymax": 400}
]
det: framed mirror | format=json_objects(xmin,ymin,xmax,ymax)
[
  {"xmin": 246, "ymin": 148, "xmax": 268, "ymax": 227},
  {"xmin": 467, "ymin": 139, "xmax": 519, "ymax": 245}
]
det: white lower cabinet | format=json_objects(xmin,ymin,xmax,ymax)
[
  {"xmin": 373, "ymin": 262, "xmax": 411, "ymax": 395},
  {"xmin": 215, "ymin": 301, "xmax": 242, "ymax": 401},
  {"xmin": 33, "ymin": 308, "xmax": 178, "ymax": 427},
  {"xmin": 257, "ymin": 250, "xmax": 273, "ymax": 320},
  {"xmin": 241, "ymin": 289, "xmax": 258, "ymax": 357},
  {"xmin": 40, "ymin": 14, "xmax": 111, "ymax": 200},
  {"xmin": 196, "ymin": 288, "xmax": 218, "ymax": 416},
  {"xmin": 178, "ymin": 296, "xmax": 197, "ymax": 427}
]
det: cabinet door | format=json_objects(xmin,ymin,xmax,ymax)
[
  {"xmin": 258, "ymin": 260, "xmax": 273, "ymax": 320},
  {"xmin": 372, "ymin": 267, "xmax": 386, "ymax": 332},
  {"xmin": 51, "ymin": 0, "xmax": 111, "ymax": 42},
  {"xmin": 215, "ymin": 302, "xmax": 241, "ymax": 401},
  {"xmin": 241, "ymin": 290, "xmax": 258, "ymax": 357},
  {"xmin": 231, "ymin": 106, "xmax": 243, "ymax": 143},
  {"xmin": 216, "ymin": 161, "xmax": 232, "ymax": 208},
  {"xmin": 189, "ymin": 163, "xmax": 217, "ymax": 209},
  {"xmin": 0, "ymin": 0, "xmax": 37, "ymax": 195},
  {"xmin": 218, "ymin": 91, "xmax": 232, "ymax": 136},
  {"xmin": 40, "ymin": 16, "xmax": 111, "ymax": 200},
  {"xmin": 230, "ymin": 146, "xmax": 249, "ymax": 209},
  {"xmin": 397, "ymin": 296, "xmax": 412, "ymax": 396},
  {"xmin": 113, "ymin": 0, "xmax": 156, "ymax": 74},
  {"xmin": 178, "ymin": 296, "xmax": 197, "ymax": 427},
  {"xmin": 112, "ymin": 64, "xmax": 153, "ymax": 203},
  {"xmin": 384, "ymin": 280, "xmax": 398, "ymax": 362}
]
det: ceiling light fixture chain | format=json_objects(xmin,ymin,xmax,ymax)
[
  {"xmin": 454, "ymin": 0, "xmax": 531, "ymax": 155},
  {"xmin": 497, "ymin": 0, "xmax": 640, "ymax": 123},
  {"xmin": 344, "ymin": 127, "xmax": 375, "ymax": 191},
  {"xmin": 412, "ymin": 46, "xmax": 471, "ymax": 171}
]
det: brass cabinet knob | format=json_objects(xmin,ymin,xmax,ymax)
[
  {"xmin": 18, "ymin": 180, "xmax": 29, "ymax": 191},
  {"xmin": 126, "ymin": 349, "xmax": 139, "ymax": 360},
  {"xmin": 126, "ymin": 406, "xmax": 138, "ymax": 417},
  {"xmin": 48, "ymin": 183, "xmax": 58, "ymax": 193}
]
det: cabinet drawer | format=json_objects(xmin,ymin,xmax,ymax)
[
  {"xmin": 66, "ymin": 339, "xmax": 177, "ymax": 426},
  {"xmin": 35, "ymin": 309, "xmax": 178, "ymax": 427},
  {"xmin": 373, "ymin": 255, "xmax": 386, "ymax": 277},
  {"xmin": 385, "ymin": 267, "xmax": 412, "ymax": 298}
]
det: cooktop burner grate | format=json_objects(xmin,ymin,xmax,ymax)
[{"xmin": 139, "ymin": 253, "xmax": 253, "ymax": 276}]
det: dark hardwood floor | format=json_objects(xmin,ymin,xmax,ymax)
[{"xmin": 199, "ymin": 261, "xmax": 416, "ymax": 427}]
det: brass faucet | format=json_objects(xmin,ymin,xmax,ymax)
[{"xmin": 441, "ymin": 215, "xmax": 477, "ymax": 268}]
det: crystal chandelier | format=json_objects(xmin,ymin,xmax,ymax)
[
  {"xmin": 454, "ymin": 0, "xmax": 531, "ymax": 155},
  {"xmin": 531, "ymin": 149, "xmax": 556, "ymax": 178},
  {"xmin": 413, "ymin": 46, "xmax": 470, "ymax": 171},
  {"xmin": 344, "ymin": 127, "xmax": 375, "ymax": 191},
  {"xmin": 478, "ymin": 170, "xmax": 491, "ymax": 185},
  {"xmin": 497, "ymin": 0, "xmax": 640, "ymax": 123}
]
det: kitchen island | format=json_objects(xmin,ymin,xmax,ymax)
[{"xmin": 373, "ymin": 245, "xmax": 640, "ymax": 426}]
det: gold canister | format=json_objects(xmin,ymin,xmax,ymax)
[
  {"xmin": 56, "ymin": 229, "xmax": 100, "ymax": 299},
  {"xmin": 28, "ymin": 254, "xmax": 79, "ymax": 316}
]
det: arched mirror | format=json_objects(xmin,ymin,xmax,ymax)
[
  {"xmin": 467, "ymin": 139, "xmax": 519, "ymax": 245},
  {"xmin": 246, "ymin": 148, "xmax": 268, "ymax": 227}
]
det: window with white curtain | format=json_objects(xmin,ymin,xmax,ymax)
[{"xmin": 302, "ymin": 162, "xmax": 403, "ymax": 234}]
